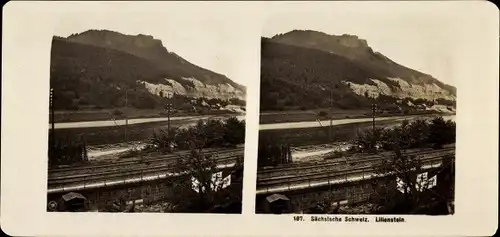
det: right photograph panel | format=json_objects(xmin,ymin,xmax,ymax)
[{"xmin": 255, "ymin": 25, "xmax": 456, "ymax": 215}]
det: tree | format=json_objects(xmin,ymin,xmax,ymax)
[
  {"xmin": 149, "ymin": 127, "xmax": 178, "ymax": 153},
  {"xmin": 201, "ymin": 119, "xmax": 226, "ymax": 147},
  {"xmin": 170, "ymin": 137, "xmax": 243, "ymax": 213},
  {"xmin": 148, "ymin": 117, "xmax": 246, "ymax": 152},
  {"xmin": 428, "ymin": 117, "xmax": 456, "ymax": 148},
  {"xmin": 354, "ymin": 127, "xmax": 384, "ymax": 153},
  {"xmin": 405, "ymin": 119, "xmax": 430, "ymax": 148},
  {"xmin": 372, "ymin": 144, "xmax": 423, "ymax": 213},
  {"xmin": 370, "ymin": 142, "xmax": 455, "ymax": 214},
  {"xmin": 222, "ymin": 117, "xmax": 246, "ymax": 147}
]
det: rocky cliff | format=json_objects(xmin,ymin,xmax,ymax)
[{"xmin": 51, "ymin": 30, "xmax": 246, "ymax": 110}]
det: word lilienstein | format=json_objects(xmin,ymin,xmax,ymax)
[
  {"xmin": 375, "ymin": 217, "xmax": 406, "ymax": 223},
  {"xmin": 308, "ymin": 216, "xmax": 406, "ymax": 223}
]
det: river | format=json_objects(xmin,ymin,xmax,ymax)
[
  {"xmin": 259, "ymin": 114, "xmax": 455, "ymax": 131},
  {"xmin": 52, "ymin": 114, "xmax": 246, "ymax": 129}
]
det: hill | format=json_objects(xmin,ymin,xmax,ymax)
[
  {"xmin": 260, "ymin": 30, "xmax": 456, "ymax": 111},
  {"xmin": 50, "ymin": 30, "xmax": 246, "ymax": 111}
]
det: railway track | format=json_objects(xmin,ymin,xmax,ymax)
[
  {"xmin": 257, "ymin": 154, "xmax": 447, "ymax": 187},
  {"xmin": 49, "ymin": 147, "xmax": 243, "ymax": 178},
  {"xmin": 257, "ymin": 147, "xmax": 455, "ymax": 180},
  {"xmin": 48, "ymin": 155, "xmax": 240, "ymax": 187}
]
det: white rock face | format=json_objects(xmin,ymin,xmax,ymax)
[
  {"xmin": 138, "ymin": 77, "xmax": 245, "ymax": 101},
  {"xmin": 342, "ymin": 79, "xmax": 391, "ymax": 98},
  {"xmin": 181, "ymin": 77, "xmax": 246, "ymax": 100},
  {"xmin": 141, "ymin": 80, "xmax": 174, "ymax": 96},
  {"xmin": 387, "ymin": 77, "xmax": 456, "ymax": 101},
  {"xmin": 165, "ymin": 79, "xmax": 187, "ymax": 95},
  {"xmin": 344, "ymin": 77, "xmax": 456, "ymax": 101}
]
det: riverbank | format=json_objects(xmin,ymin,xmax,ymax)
[
  {"xmin": 259, "ymin": 114, "xmax": 455, "ymax": 147},
  {"xmin": 259, "ymin": 109, "xmax": 454, "ymax": 124},
  {"xmin": 51, "ymin": 108, "xmax": 241, "ymax": 123},
  {"xmin": 52, "ymin": 114, "xmax": 245, "ymax": 146}
]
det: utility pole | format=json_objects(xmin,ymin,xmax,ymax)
[
  {"xmin": 372, "ymin": 103, "xmax": 377, "ymax": 149},
  {"xmin": 125, "ymin": 89, "xmax": 129, "ymax": 144},
  {"xmin": 50, "ymin": 88, "xmax": 55, "ymax": 160},
  {"xmin": 50, "ymin": 88, "xmax": 55, "ymax": 134},
  {"xmin": 329, "ymin": 82, "xmax": 333, "ymax": 143},
  {"xmin": 167, "ymin": 92, "xmax": 171, "ymax": 134},
  {"xmin": 372, "ymin": 103, "xmax": 377, "ymax": 132},
  {"xmin": 163, "ymin": 91, "xmax": 173, "ymax": 136}
]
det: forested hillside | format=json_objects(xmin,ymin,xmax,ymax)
[
  {"xmin": 261, "ymin": 39, "xmax": 394, "ymax": 110},
  {"xmin": 260, "ymin": 31, "xmax": 457, "ymax": 112},
  {"xmin": 50, "ymin": 30, "xmax": 246, "ymax": 111}
]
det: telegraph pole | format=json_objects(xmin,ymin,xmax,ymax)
[
  {"xmin": 372, "ymin": 103, "xmax": 377, "ymax": 149},
  {"xmin": 50, "ymin": 88, "xmax": 55, "ymax": 156},
  {"xmin": 372, "ymin": 103, "xmax": 376, "ymax": 132},
  {"xmin": 162, "ymin": 91, "xmax": 172, "ymax": 135},
  {"xmin": 50, "ymin": 88, "xmax": 55, "ymax": 134},
  {"xmin": 329, "ymin": 82, "xmax": 333, "ymax": 142},
  {"xmin": 125, "ymin": 89, "xmax": 129, "ymax": 144},
  {"xmin": 167, "ymin": 92, "xmax": 171, "ymax": 133}
]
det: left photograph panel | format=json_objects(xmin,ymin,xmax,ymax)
[{"xmin": 47, "ymin": 28, "xmax": 246, "ymax": 213}]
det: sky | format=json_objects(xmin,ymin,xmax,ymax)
[
  {"xmin": 52, "ymin": 4, "xmax": 256, "ymax": 87},
  {"xmin": 52, "ymin": 2, "xmax": 462, "ymax": 87},
  {"xmin": 261, "ymin": 3, "xmax": 459, "ymax": 86}
]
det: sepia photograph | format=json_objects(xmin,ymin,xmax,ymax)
[
  {"xmin": 2, "ymin": 1, "xmax": 498, "ymax": 236},
  {"xmin": 46, "ymin": 26, "xmax": 247, "ymax": 213},
  {"xmin": 256, "ymin": 21, "xmax": 457, "ymax": 215}
]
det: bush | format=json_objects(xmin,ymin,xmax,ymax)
[
  {"xmin": 353, "ymin": 116, "xmax": 455, "ymax": 152},
  {"xmin": 147, "ymin": 117, "xmax": 245, "ymax": 153},
  {"xmin": 428, "ymin": 117, "xmax": 456, "ymax": 148},
  {"xmin": 354, "ymin": 127, "xmax": 384, "ymax": 153},
  {"xmin": 223, "ymin": 117, "xmax": 246, "ymax": 146},
  {"xmin": 149, "ymin": 127, "xmax": 178, "ymax": 153}
]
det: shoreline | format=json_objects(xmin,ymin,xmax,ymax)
[
  {"xmin": 51, "ymin": 109, "xmax": 243, "ymax": 123},
  {"xmin": 259, "ymin": 109, "xmax": 455, "ymax": 124}
]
